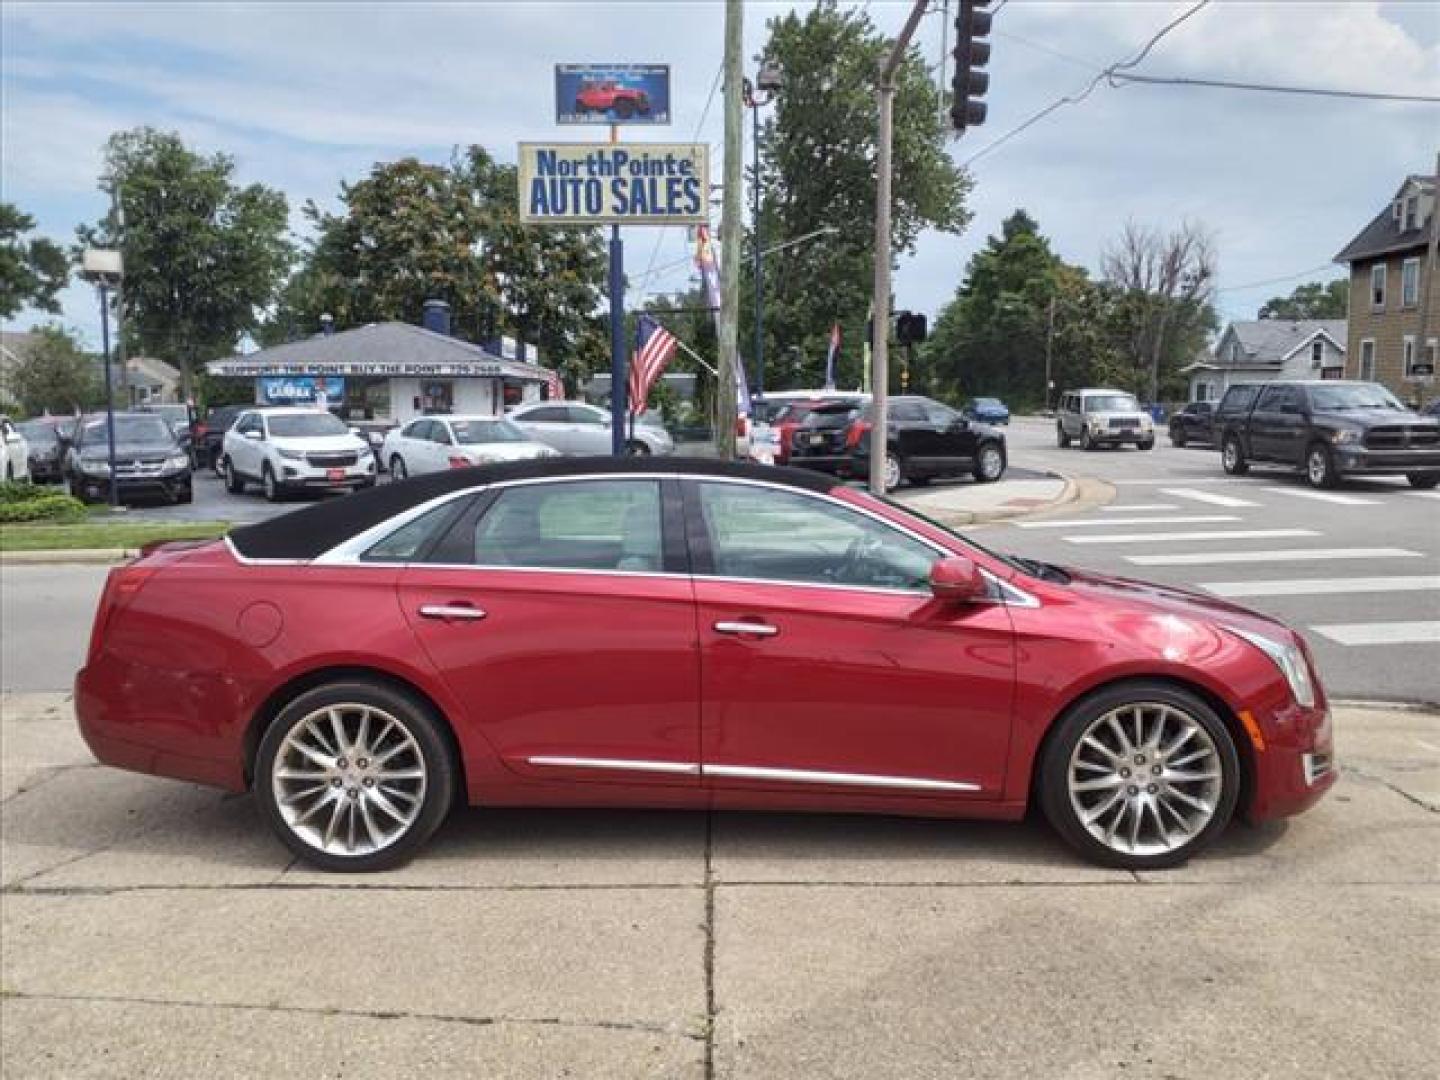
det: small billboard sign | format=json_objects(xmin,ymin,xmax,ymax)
[
  {"xmin": 518, "ymin": 143, "xmax": 709, "ymax": 226},
  {"xmin": 556, "ymin": 64, "xmax": 671, "ymax": 125},
  {"xmin": 259, "ymin": 375, "xmax": 346, "ymax": 406}
]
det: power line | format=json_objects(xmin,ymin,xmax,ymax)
[
  {"xmin": 1216, "ymin": 263, "xmax": 1341, "ymax": 294},
  {"xmin": 961, "ymin": 0, "xmax": 1211, "ymax": 168},
  {"xmin": 1108, "ymin": 71, "xmax": 1440, "ymax": 104}
]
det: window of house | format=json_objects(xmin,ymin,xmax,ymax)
[
  {"xmin": 1311, "ymin": 340, "xmax": 1324, "ymax": 368},
  {"xmin": 1371, "ymin": 264, "xmax": 1387, "ymax": 310},
  {"xmin": 1423, "ymin": 340, "xmax": 1438, "ymax": 377},
  {"xmin": 1404, "ymin": 196, "xmax": 1418, "ymax": 231},
  {"xmin": 1229, "ymin": 340, "xmax": 1240, "ymax": 364},
  {"xmin": 1359, "ymin": 339, "xmax": 1376, "ymax": 381},
  {"xmin": 1403, "ymin": 336, "xmax": 1417, "ymax": 377},
  {"xmin": 1402, "ymin": 258, "xmax": 1420, "ymax": 308}
]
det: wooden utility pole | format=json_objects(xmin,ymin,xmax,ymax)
[
  {"xmin": 1414, "ymin": 149, "xmax": 1440, "ymax": 389},
  {"xmin": 870, "ymin": 0, "xmax": 929, "ymax": 495},
  {"xmin": 716, "ymin": 0, "xmax": 743, "ymax": 459}
]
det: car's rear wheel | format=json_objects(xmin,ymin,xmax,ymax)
[
  {"xmin": 1407, "ymin": 472, "xmax": 1440, "ymax": 489},
  {"xmin": 1080, "ymin": 427, "xmax": 1095, "ymax": 451},
  {"xmin": 255, "ymin": 680, "xmax": 457, "ymax": 872},
  {"xmin": 1138, "ymin": 436, "xmax": 1155, "ymax": 451},
  {"xmin": 390, "ymin": 455, "xmax": 408, "ymax": 480},
  {"xmin": 625, "ymin": 440, "xmax": 650, "ymax": 456},
  {"xmin": 1170, "ymin": 428, "xmax": 1186, "ymax": 448},
  {"xmin": 883, "ymin": 451, "xmax": 903, "ymax": 493},
  {"xmin": 1056, "ymin": 424, "xmax": 1070, "ymax": 448},
  {"xmin": 973, "ymin": 442, "xmax": 1005, "ymax": 483},
  {"xmin": 1221, "ymin": 435, "xmax": 1248, "ymax": 475},
  {"xmin": 1039, "ymin": 682, "xmax": 1239, "ymax": 870},
  {"xmin": 1305, "ymin": 443, "xmax": 1339, "ymax": 489}
]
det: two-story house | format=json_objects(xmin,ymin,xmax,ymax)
[
  {"xmin": 1181, "ymin": 319, "xmax": 1346, "ymax": 403},
  {"xmin": 1334, "ymin": 173, "xmax": 1438, "ymax": 400}
]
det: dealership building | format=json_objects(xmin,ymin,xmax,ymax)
[{"xmin": 205, "ymin": 302, "xmax": 557, "ymax": 422}]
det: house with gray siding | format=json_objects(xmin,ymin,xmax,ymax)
[{"xmin": 1181, "ymin": 319, "xmax": 1346, "ymax": 402}]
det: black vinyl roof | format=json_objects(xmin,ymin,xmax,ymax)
[{"xmin": 228, "ymin": 456, "xmax": 839, "ymax": 561}]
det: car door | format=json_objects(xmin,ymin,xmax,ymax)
[
  {"xmin": 925, "ymin": 400, "xmax": 978, "ymax": 467},
  {"xmin": 889, "ymin": 399, "xmax": 942, "ymax": 468},
  {"xmin": 566, "ymin": 404, "xmax": 612, "ymax": 454},
  {"xmin": 512, "ymin": 406, "xmax": 572, "ymax": 453},
  {"xmin": 1249, "ymin": 385, "xmax": 1291, "ymax": 462},
  {"xmin": 427, "ymin": 420, "xmax": 457, "ymax": 470},
  {"xmin": 1273, "ymin": 387, "xmax": 1312, "ymax": 464},
  {"xmin": 231, "ymin": 412, "xmax": 263, "ymax": 475},
  {"xmin": 686, "ymin": 479, "xmax": 1016, "ymax": 800},
  {"xmin": 397, "ymin": 477, "xmax": 702, "ymax": 789}
]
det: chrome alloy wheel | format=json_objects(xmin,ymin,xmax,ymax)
[
  {"xmin": 1066, "ymin": 702, "xmax": 1222, "ymax": 857},
  {"xmin": 1307, "ymin": 448, "xmax": 1328, "ymax": 486},
  {"xmin": 271, "ymin": 703, "xmax": 428, "ymax": 857},
  {"xmin": 883, "ymin": 453, "xmax": 902, "ymax": 492},
  {"xmin": 977, "ymin": 444, "xmax": 1004, "ymax": 480}
]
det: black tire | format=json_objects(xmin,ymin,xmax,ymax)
[
  {"xmin": 908, "ymin": 475, "xmax": 933, "ymax": 487},
  {"xmin": 1056, "ymin": 424, "xmax": 1071, "ymax": 448},
  {"xmin": 1221, "ymin": 435, "xmax": 1249, "ymax": 476},
  {"xmin": 1407, "ymin": 472, "xmax": 1440, "ymax": 490},
  {"xmin": 223, "ymin": 457, "xmax": 245, "ymax": 494},
  {"xmin": 1305, "ymin": 442, "xmax": 1339, "ymax": 489},
  {"xmin": 261, "ymin": 463, "xmax": 283, "ymax": 502},
  {"xmin": 1138, "ymin": 436, "xmax": 1155, "ymax": 451},
  {"xmin": 972, "ymin": 441, "xmax": 1006, "ymax": 483},
  {"xmin": 1170, "ymin": 428, "xmax": 1186, "ymax": 448},
  {"xmin": 175, "ymin": 485, "xmax": 193, "ymax": 505},
  {"xmin": 1038, "ymin": 680, "xmax": 1241, "ymax": 870},
  {"xmin": 254, "ymin": 679, "xmax": 458, "ymax": 872},
  {"xmin": 883, "ymin": 451, "xmax": 904, "ymax": 493},
  {"xmin": 389, "ymin": 455, "xmax": 408, "ymax": 481},
  {"xmin": 625, "ymin": 440, "xmax": 651, "ymax": 456},
  {"xmin": 1080, "ymin": 427, "xmax": 1096, "ymax": 451}
]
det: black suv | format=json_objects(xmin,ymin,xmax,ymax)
[
  {"xmin": 65, "ymin": 412, "xmax": 194, "ymax": 504},
  {"xmin": 789, "ymin": 395, "xmax": 1007, "ymax": 492},
  {"xmin": 1168, "ymin": 401, "xmax": 1215, "ymax": 447},
  {"xmin": 197, "ymin": 404, "xmax": 244, "ymax": 472},
  {"xmin": 1215, "ymin": 380, "xmax": 1440, "ymax": 489}
]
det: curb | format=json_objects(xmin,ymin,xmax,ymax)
[
  {"xmin": 0, "ymin": 549, "xmax": 133, "ymax": 566},
  {"xmin": 897, "ymin": 472, "xmax": 1114, "ymax": 528}
]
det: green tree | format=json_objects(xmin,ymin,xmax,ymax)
[
  {"xmin": 78, "ymin": 128, "xmax": 292, "ymax": 397},
  {"xmin": 6, "ymin": 326, "xmax": 103, "ymax": 416},
  {"xmin": 271, "ymin": 148, "xmax": 609, "ymax": 385},
  {"xmin": 1258, "ymin": 279, "xmax": 1349, "ymax": 320},
  {"xmin": 0, "ymin": 204, "xmax": 68, "ymax": 320},
  {"xmin": 747, "ymin": 0, "xmax": 971, "ymax": 392}
]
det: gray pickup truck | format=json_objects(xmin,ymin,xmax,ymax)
[{"xmin": 1214, "ymin": 380, "xmax": 1440, "ymax": 489}]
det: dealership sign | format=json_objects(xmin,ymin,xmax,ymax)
[
  {"xmin": 214, "ymin": 361, "xmax": 513, "ymax": 378},
  {"xmin": 518, "ymin": 143, "xmax": 708, "ymax": 226},
  {"xmin": 259, "ymin": 375, "xmax": 347, "ymax": 405},
  {"xmin": 555, "ymin": 64, "xmax": 670, "ymax": 126}
]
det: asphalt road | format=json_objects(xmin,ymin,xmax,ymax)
[{"xmin": 975, "ymin": 417, "xmax": 1440, "ymax": 705}]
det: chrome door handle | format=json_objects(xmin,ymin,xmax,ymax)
[
  {"xmin": 418, "ymin": 604, "xmax": 487, "ymax": 621},
  {"xmin": 714, "ymin": 620, "xmax": 778, "ymax": 638}
]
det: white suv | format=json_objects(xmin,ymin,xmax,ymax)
[
  {"xmin": 222, "ymin": 407, "xmax": 376, "ymax": 501},
  {"xmin": 1056, "ymin": 389, "xmax": 1155, "ymax": 451}
]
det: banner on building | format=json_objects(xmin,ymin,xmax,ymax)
[
  {"xmin": 518, "ymin": 143, "xmax": 708, "ymax": 226},
  {"xmin": 259, "ymin": 376, "xmax": 346, "ymax": 406}
]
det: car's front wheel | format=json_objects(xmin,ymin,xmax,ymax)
[
  {"xmin": 261, "ymin": 463, "xmax": 283, "ymax": 502},
  {"xmin": 255, "ymin": 679, "xmax": 458, "ymax": 872},
  {"xmin": 390, "ymin": 455, "xmax": 408, "ymax": 480},
  {"xmin": 1138, "ymin": 436, "xmax": 1155, "ymax": 451},
  {"xmin": 883, "ymin": 451, "xmax": 903, "ymax": 493},
  {"xmin": 1170, "ymin": 427, "xmax": 1186, "ymax": 448},
  {"xmin": 1056, "ymin": 424, "xmax": 1070, "ymax": 448},
  {"xmin": 1080, "ymin": 427, "xmax": 1095, "ymax": 451},
  {"xmin": 973, "ymin": 442, "xmax": 1005, "ymax": 483},
  {"xmin": 1407, "ymin": 472, "xmax": 1440, "ymax": 490},
  {"xmin": 1305, "ymin": 443, "xmax": 1339, "ymax": 489},
  {"xmin": 625, "ymin": 440, "xmax": 651, "ymax": 456},
  {"xmin": 1039, "ymin": 681, "xmax": 1240, "ymax": 870},
  {"xmin": 223, "ymin": 457, "xmax": 245, "ymax": 494}
]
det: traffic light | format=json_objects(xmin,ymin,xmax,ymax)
[
  {"xmin": 895, "ymin": 311, "xmax": 928, "ymax": 345},
  {"xmin": 951, "ymin": 0, "xmax": 992, "ymax": 133}
]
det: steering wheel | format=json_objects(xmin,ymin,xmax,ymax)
[{"xmin": 833, "ymin": 532, "xmax": 884, "ymax": 585}]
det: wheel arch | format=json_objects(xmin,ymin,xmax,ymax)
[
  {"xmin": 242, "ymin": 664, "xmax": 469, "ymax": 798},
  {"xmin": 1026, "ymin": 673, "xmax": 1255, "ymax": 819}
]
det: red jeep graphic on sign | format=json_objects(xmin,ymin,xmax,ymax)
[{"xmin": 574, "ymin": 81, "xmax": 651, "ymax": 119}]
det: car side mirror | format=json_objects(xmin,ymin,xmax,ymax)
[
  {"xmin": 929, "ymin": 556, "xmax": 986, "ymax": 602},
  {"xmin": 243, "ymin": 429, "xmax": 262, "ymax": 441}
]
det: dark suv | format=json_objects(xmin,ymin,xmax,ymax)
[
  {"xmin": 196, "ymin": 404, "xmax": 244, "ymax": 472},
  {"xmin": 789, "ymin": 395, "xmax": 1007, "ymax": 492},
  {"xmin": 1215, "ymin": 380, "xmax": 1440, "ymax": 489},
  {"xmin": 1168, "ymin": 401, "xmax": 1215, "ymax": 447},
  {"xmin": 65, "ymin": 412, "xmax": 194, "ymax": 504}
]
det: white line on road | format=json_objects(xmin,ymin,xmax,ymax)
[
  {"xmin": 1101, "ymin": 503, "xmax": 1179, "ymax": 511},
  {"xmin": 1017, "ymin": 515, "xmax": 1236, "ymax": 529},
  {"xmin": 1311, "ymin": 621, "xmax": 1440, "ymax": 646},
  {"xmin": 1200, "ymin": 575, "xmax": 1440, "ymax": 598},
  {"xmin": 1112, "ymin": 478, "xmax": 1228, "ymax": 486},
  {"xmin": 1127, "ymin": 547, "xmax": 1423, "ymax": 566},
  {"xmin": 1413, "ymin": 491, "xmax": 1440, "ymax": 501},
  {"xmin": 1261, "ymin": 486, "xmax": 1381, "ymax": 506},
  {"xmin": 1068, "ymin": 528, "xmax": 1318, "ymax": 545},
  {"xmin": 1161, "ymin": 487, "xmax": 1259, "ymax": 508}
]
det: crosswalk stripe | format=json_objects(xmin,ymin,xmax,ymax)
[
  {"xmin": 1067, "ymin": 528, "xmax": 1317, "ymax": 546},
  {"xmin": 1128, "ymin": 547, "xmax": 1423, "ymax": 566},
  {"xmin": 1102, "ymin": 503, "xmax": 1178, "ymax": 511},
  {"xmin": 1311, "ymin": 621, "xmax": 1440, "ymax": 646},
  {"xmin": 1161, "ymin": 487, "xmax": 1259, "ymax": 508},
  {"xmin": 1017, "ymin": 515, "xmax": 1236, "ymax": 529},
  {"xmin": 1413, "ymin": 491, "xmax": 1440, "ymax": 501},
  {"xmin": 1200, "ymin": 575, "xmax": 1440, "ymax": 598},
  {"xmin": 1113, "ymin": 478, "xmax": 1227, "ymax": 486},
  {"xmin": 1261, "ymin": 486, "xmax": 1381, "ymax": 506}
]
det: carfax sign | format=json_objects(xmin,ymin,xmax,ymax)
[
  {"xmin": 555, "ymin": 64, "xmax": 671, "ymax": 125},
  {"xmin": 517, "ymin": 143, "xmax": 708, "ymax": 226}
]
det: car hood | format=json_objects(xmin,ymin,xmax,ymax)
[
  {"xmin": 1057, "ymin": 565, "xmax": 1290, "ymax": 638},
  {"xmin": 270, "ymin": 434, "xmax": 369, "ymax": 454},
  {"xmin": 80, "ymin": 441, "xmax": 179, "ymax": 459},
  {"xmin": 1310, "ymin": 408, "xmax": 1437, "ymax": 428}
]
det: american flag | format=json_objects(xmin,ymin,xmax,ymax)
[
  {"xmin": 628, "ymin": 314, "xmax": 679, "ymax": 415},
  {"xmin": 544, "ymin": 368, "xmax": 564, "ymax": 401}
]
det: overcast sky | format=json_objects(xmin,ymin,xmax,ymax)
[{"xmin": 3, "ymin": 0, "xmax": 1437, "ymax": 355}]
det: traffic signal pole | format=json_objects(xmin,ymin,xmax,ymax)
[{"xmin": 869, "ymin": 0, "xmax": 929, "ymax": 496}]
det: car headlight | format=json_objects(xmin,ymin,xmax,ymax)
[
  {"xmin": 165, "ymin": 454, "xmax": 189, "ymax": 470},
  {"xmin": 1229, "ymin": 627, "xmax": 1316, "ymax": 708},
  {"xmin": 276, "ymin": 447, "xmax": 304, "ymax": 461},
  {"xmin": 1329, "ymin": 428, "xmax": 1362, "ymax": 445},
  {"xmin": 80, "ymin": 458, "xmax": 110, "ymax": 475}
]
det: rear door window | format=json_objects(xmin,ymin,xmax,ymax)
[{"xmin": 469, "ymin": 480, "xmax": 664, "ymax": 573}]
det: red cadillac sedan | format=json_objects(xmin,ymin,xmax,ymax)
[{"xmin": 75, "ymin": 458, "xmax": 1335, "ymax": 873}]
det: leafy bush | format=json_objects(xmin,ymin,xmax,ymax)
[
  {"xmin": 0, "ymin": 493, "xmax": 87, "ymax": 523},
  {"xmin": 0, "ymin": 480, "xmax": 51, "ymax": 504}
]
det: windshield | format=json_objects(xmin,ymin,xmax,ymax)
[
  {"xmin": 81, "ymin": 415, "xmax": 175, "ymax": 447},
  {"xmin": 17, "ymin": 421, "xmax": 58, "ymax": 446},
  {"xmin": 1083, "ymin": 394, "xmax": 1139, "ymax": 413},
  {"xmin": 268, "ymin": 412, "xmax": 349, "ymax": 438},
  {"xmin": 1309, "ymin": 384, "xmax": 1403, "ymax": 411},
  {"xmin": 451, "ymin": 419, "xmax": 529, "ymax": 444}
]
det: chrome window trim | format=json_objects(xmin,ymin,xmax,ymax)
[
  {"xmin": 526, "ymin": 756, "xmax": 980, "ymax": 792},
  {"xmin": 223, "ymin": 534, "xmax": 305, "ymax": 567}
]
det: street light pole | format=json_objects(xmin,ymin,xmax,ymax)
[
  {"xmin": 743, "ymin": 61, "xmax": 781, "ymax": 411},
  {"xmin": 97, "ymin": 282, "xmax": 119, "ymax": 507}
]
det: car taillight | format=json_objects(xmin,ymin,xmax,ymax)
[
  {"xmin": 87, "ymin": 562, "xmax": 159, "ymax": 662},
  {"xmin": 448, "ymin": 456, "xmax": 472, "ymax": 469},
  {"xmin": 845, "ymin": 420, "xmax": 872, "ymax": 449}
]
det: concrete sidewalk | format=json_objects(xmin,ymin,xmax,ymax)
[{"xmin": 2, "ymin": 693, "xmax": 1436, "ymax": 1078}]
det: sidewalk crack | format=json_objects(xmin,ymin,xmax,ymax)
[{"xmin": 703, "ymin": 810, "xmax": 716, "ymax": 1080}]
